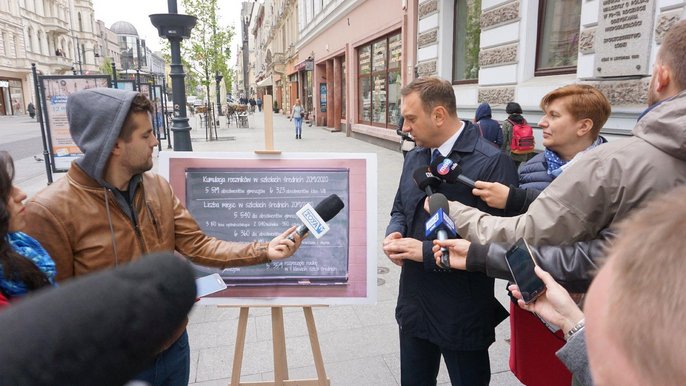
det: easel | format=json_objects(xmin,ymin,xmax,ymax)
[
  {"xmin": 255, "ymin": 94, "xmax": 281, "ymax": 155},
  {"xmin": 224, "ymin": 305, "xmax": 330, "ymax": 386}
]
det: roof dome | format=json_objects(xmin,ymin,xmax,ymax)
[{"xmin": 110, "ymin": 21, "xmax": 138, "ymax": 36}]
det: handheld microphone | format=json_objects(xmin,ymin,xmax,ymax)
[
  {"xmin": 413, "ymin": 165, "xmax": 442, "ymax": 196},
  {"xmin": 430, "ymin": 155, "xmax": 476, "ymax": 189},
  {"xmin": 287, "ymin": 194, "xmax": 345, "ymax": 242},
  {"xmin": 425, "ymin": 193, "xmax": 457, "ymax": 269},
  {"xmin": 0, "ymin": 252, "xmax": 196, "ymax": 386}
]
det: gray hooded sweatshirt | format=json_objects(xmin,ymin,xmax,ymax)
[{"xmin": 66, "ymin": 87, "xmax": 142, "ymax": 219}]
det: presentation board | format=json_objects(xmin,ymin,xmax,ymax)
[{"xmin": 160, "ymin": 152, "xmax": 377, "ymax": 305}]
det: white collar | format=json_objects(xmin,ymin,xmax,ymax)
[{"xmin": 432, "ymin": 121, "xmax": 465, "ymax": 157}]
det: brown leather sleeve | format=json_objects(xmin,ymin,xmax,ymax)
[{"xmin": 167, "ymin": 183, "xmax": 271, "ymax": 268}]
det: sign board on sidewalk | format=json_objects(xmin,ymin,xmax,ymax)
[
  {"xmin": 160, "ymin": 152, "xmax": 378, "ymax": 306},
  {"xmin": 39, "ymin": 75, "xmax": 111, "ymax": 172}
]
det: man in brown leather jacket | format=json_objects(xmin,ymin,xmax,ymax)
[{"xmin": 24, "ymin": 88, "xmax": 302, "ymax": 386}]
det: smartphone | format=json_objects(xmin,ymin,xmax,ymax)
[
  {"xmin": 195, "ymin": 273, "xmax": 227, "ymax": 298},
  {"xmin": 505, "ymin": 238, "xmax": 546, "ymax": 304}
]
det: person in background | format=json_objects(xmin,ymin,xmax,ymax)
[
  {"xmin": 256, "ymin": 97, "xmax": 263, "ymax": 112},
  {"xmin": 24, "ymin": 89, "xmax": 302, "ymax": 386},
  {"xmin": 0, "ymin": 151, "xmax": 56, "ymax": 308},
  {"xmin": 291, "ymin": 99, "xmax": 304, "ymax": 139},
  {"xmin": 501, "ymin": 102, "xmax": 534, "ymax": 168},
  {"xmin": 27, "ymin": 102, "xmax": 36, "ymax": 120},
  {"xmin": 474, "ymin": 102, "xmax": 503, "ymax": 147},
  {"xmin": 509, "ymin": 185, "xmax": 686, "ymax": 386}
]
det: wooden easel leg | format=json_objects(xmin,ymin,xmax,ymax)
[
  {"xmin": 231, "ymin": 307, "xmax": 250, "ymax": 386},
  {"xmin": 272, "ymin": 306, "xmax": 289, "ymax": 385},
  {"xmin": 303, "ymin": 307, "xmax": 329, "ymax": 386}
]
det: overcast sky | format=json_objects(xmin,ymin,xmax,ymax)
[{"xmin": 91, "ymin": 0, "xmax": 243, "ymax": 61}]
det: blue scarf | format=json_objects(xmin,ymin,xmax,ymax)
[
  {"xmin": 1, "ymin": 232, "xmax": 56, "ymax": 297},
  {"xmin": 545, "ymin": 137, "xmax": 605, "ymax": 178}
]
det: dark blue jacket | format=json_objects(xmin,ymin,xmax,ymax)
[
  {"xmin": 386, "ymin": 121, "xmax": 518, "ymax": 350},
  {"xmin": 475, "ymin": 103, "xmax": 504, "ymax": 147}
]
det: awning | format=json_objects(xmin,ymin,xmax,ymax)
[
  {"xmin": 257, "ymin": 76, "xmax": 273, "ymax": 87},
  {"xmin": 294, "ymin": 59, "xmax": 314, "ymax": 72}
]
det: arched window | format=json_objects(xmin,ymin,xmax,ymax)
[
  {"xmin": 26, "ymin": 27, "xmax": 33, "ymax": 52},
  {"xmin": 78, "ymin": 12, "xmax": 82, "ymax": 31},
  {"xmin": 37, "ymin": 30, "xmax": 43, "ymax": 55}
]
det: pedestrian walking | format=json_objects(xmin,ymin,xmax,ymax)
[
  {"xmin": 27, "ymin": 102, "xmax": 36, "ymax": 119},
  {"xmin": 256, "ymin": 97, "xmax": 263, "ymax": 112},
  {"xmin": 291, "ymin": 99, "xmax": 304, "ymax": 139}
]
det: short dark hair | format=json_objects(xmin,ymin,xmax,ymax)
[
  {"xmin": 400, "ymin": 77, "xmax": 457, "ymax": 117},
  {"xmin": 119, "ymin": 93, "xmax": 154, "ymax": 141},
  {"xmin": 506, "ymin": 102, "xmax": 522, "ymax": 114},
  {"xmin": 658, "ymin": 20, "xmax": 686, "ymax": 90}
]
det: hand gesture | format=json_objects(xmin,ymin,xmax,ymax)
[
  {"xmin": 431, "ymin": 239, "xmax": 471, "ymax": 270},
  {"xmin": 509, "ymin": 266, "xmax": 585, "ymax": 335},
  {"xmin": 383, "ymin": 232, "xmax": 423, "ymax": 266},
  {"xmin": 472, "ymin": 181, "xmax": 510, "ymax": 209},
  {"xmin": 267, "ymin": 226, "xmax": 302, "ymax": 260}
]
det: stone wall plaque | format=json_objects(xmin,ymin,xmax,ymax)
[{"xmin": 593, "ymin": 0, "xmax": 656, "ymax": 77}]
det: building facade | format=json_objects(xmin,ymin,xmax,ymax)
[{"xmin": 417, "ymin": 0, "xmax": 685, "ymax": 143}]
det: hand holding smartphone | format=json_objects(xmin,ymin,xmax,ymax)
[{"xmin": 505, "ymin": 238, "xmax": 546, "ymax": 304}]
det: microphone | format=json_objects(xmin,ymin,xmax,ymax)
[
  {"xmin": 430, "ymin": 155, "xmax": 476, "ymax": 188},
  {"xmin": 0, "ymin": 252, "xmax": 196, "ymax": 386},
  {"xmin": 413, "ymin": 165, "xmax": 442, "ymax": 196},
  {"xmin": 287, "ymin": 194, "xmax": 345, "ymax": 241},
  {"xmin": 425, "ymin": 193, "xmax": 457, "ymax": 269}
]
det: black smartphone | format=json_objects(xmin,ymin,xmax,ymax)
[{"xmin": 505, "ymin": 238, "xmax": 546, "ymax": 304}]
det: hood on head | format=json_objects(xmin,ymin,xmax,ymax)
[
  {"xmin": 475, "ymin": 102, "xmax": 492, "ymax": 121},
  {"xmin": 67, "ymin": 88, "xmax": 138, "ymax": 185}
]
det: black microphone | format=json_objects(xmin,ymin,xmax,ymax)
[
  {"xmin": 430, "ymin": 155, "xmax": 476, "ymax": 188},
  {"xmin": 426, "ymin": 193, "xmax": 458, "ymax": 269},
  {"xmin": 287, "ymin": 194, "xmax": 345, "ymax": 242},
  {"xmin": 0, "ymin": 252, "xmax": 196, "ymax": 386},
  {"xmin": 412, "ymin": 165, "xmax": 442, "ymax": 196}
]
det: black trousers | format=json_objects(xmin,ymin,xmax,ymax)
[{"xmin": 400, "ymin": 330, "xmax": 491, "ymax": 386}]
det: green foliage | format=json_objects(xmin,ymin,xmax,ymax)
[
  {"xmin": 99, "ymin": 56, "xmax": 113, "ymax": 77},
  {"xmin": 181, "ymin": 0, "xmax": 234, "ymax": 98},
  {"xmin": 464, "ymin": 0, "xmax": 482, "ymax": 80}
]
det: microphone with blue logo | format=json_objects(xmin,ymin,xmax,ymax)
[
  {"xmin": 425, "ymin": 193, "xmax": 457, "ymax": 269},
  {"xmin": 287, "ymin": 194, "xmax": 345, "ymax": 242},
  {"xmin": 430, "ymin": 155, "xmax": 476, "ymax": 189}
]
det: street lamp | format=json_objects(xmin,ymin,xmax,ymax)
[
  {"xmin": 150, "ymin": 0, "xmax": 197, "ymax": 151},
  {"xmin": 215, "ymin": 71, "xmax": 223, "ymax": 116}
]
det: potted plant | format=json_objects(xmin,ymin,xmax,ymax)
[{"xmin": 273, "ymin": 100, "xmax": 279, "ymax": 113}]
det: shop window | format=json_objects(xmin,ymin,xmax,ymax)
[
  {"xmin": 535, "ymin": 0, "xmax": 581, "ymax": 75},
  {"xmin": 357, "ymin": 31, "xmax": 401, "ymax": 128},
  {"xmin": 452, "ymin": 0, "xmax": 481, "ymax": 83}
]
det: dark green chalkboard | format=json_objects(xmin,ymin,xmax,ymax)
[{"xmin": 185, "ymin": 168, "xmax": 349, "ymax": 285}]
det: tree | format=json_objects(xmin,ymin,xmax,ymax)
[
  {"xmin": 181, "ymin": 0, "xmax": 234, "ymax": 139},
  {"xmin": 99, "ymin": 56, "xmax": 113, "ymax": 77}
]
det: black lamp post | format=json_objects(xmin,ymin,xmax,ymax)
[
  {"xmin": 111, "ymin": 61, "xmax": 117, "ymax": 88},
  {"xmin": 135, "ymin": 38, "xmax": 142, "ymax": 91},
  {"xmin": 150, "ymin": 1, "xmax": 197, "ymax": 151},
  {"xmin": 215, "ymin": 71, "xmax": 223, "ymax": 116}
]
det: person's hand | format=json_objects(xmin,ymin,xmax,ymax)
[
  {"xmin": 267, "ymin": 226, "xmax": 301, "ymax": 260},
  {"xmin": 383, "ymin": 233, "xmax": 423, "ymax": 265},
  {"xmin": 432, "ymin": 239, "xmax": 471, "ymax": 270},
  {"xmin": 509, "ymin": 266, "xmax": 585, "ymax": 334},
  {"xmin": 472, "ymin": 181, "xmax": 510, "ymax": 209}
]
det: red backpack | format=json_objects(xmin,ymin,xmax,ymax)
[{"xmin": 508, "ymin": 119, "xmax": 535, "ymax": 154}]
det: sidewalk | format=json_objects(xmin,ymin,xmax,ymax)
[{"xmin": 182, "ymin": 111, "xmax": 521, "ymax": 386}]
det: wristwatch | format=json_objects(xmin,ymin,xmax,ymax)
[{"xmin": 565, "ymin": 318, "xmax": 585, "ymax": 341}]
